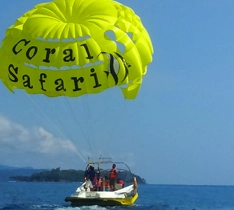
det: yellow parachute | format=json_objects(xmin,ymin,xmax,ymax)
[{"xmin": 0, "ymin": 0, "xmax": 153, "ymax": 99}]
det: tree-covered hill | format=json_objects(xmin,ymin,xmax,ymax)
[{"xmin": 10, "ymin": 167, "xmax": 146, "ymax": 184}]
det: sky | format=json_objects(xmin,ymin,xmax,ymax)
[{"xmin": 1, "ymin": 0, "xmax": 234, "ymax": 186}]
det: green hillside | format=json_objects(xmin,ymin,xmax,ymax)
[{"xmin": 10, "ymin": 167, "xmax": 146, "ymax": 184}]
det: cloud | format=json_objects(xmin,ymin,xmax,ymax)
[
  {"xmin": 0, "ymin": 115, "xmax": 78, "ymax": 156},
  {"xmin": 0, "ymin": 116, "xmax": 137, "ymax": 169}
]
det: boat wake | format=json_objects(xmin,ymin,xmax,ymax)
[
  {"xmin": 0, "ymin": 204, "xmax": 109, "ymax": 210},
  {"xmin": 55, "ymin": 205, "xmax": 108, "ymax": 210}
]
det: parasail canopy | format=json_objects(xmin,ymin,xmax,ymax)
[{"xmin": 0, "ymin": 0, "xmax": 153, "ymax": 99}]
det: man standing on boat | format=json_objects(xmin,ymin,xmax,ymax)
[
  {"xmin": 109, "ymin": 164, "xmax": 117, "ymax": 191},
  {"xmin": 85, "ymin": 164, "xmax": 96, "ymax": 183}
]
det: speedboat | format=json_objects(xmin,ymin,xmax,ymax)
[{"xmin": 65, "ymin": 157, "xmax": 138, "ymax": 207}]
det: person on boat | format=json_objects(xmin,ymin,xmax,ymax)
[
  {"xmin": 92, "ymin": 174, "xmax": 102, "ymax": 191},
  {"xmin": 117, "ymin": 178, "xmax": 125, "ymax": 188},
  {"xmin": 96, "ymin": 175, "xmax": 103, "ymax": 191},
  {"xmin": 109, "ymin": 163, "xmax": 117, "ymax": 191},
  {"xmin": 103, "ymin": 175, "xmax": 110, "ymax": 191},
  {"xmin": 84, "ymin": 175, "xmax": 94, "ymax": 192},
  {"xmin": 85, "ymin": 164, "xmax": 96, "ymax": 183}
]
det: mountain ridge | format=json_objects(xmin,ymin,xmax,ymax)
[
  {"xmin": 0, "ymin": 164, "xmax": 35, "ymax": 170},
  {"xmin": 0, "ymin": 165, "xmax": 45, "ymax": 182}
]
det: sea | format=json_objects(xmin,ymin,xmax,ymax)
[{"xmin": 1, "ymin": 182, "xmax": 234, "ymax": 210}]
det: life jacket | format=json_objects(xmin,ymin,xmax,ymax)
[
  {"xmin": 92, "ymin": 176, "xmax": 97, "ymax": 185},
  {"xmin": 97, "ymin": 178, "xmax": 102, "ymax": 187},
  {"xmin": 103, "ymin": 180, "xmax": 110, "ymax": 189},
  {"xmin": 109, "ymin": 168, "xmax": 117, "ymax": 179},
  {"xmin": 118, "ymin": 179, "xmax": 124, "ymax": 187}
]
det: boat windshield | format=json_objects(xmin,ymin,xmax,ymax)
[{"xmin": 85, "ymin": 157, "xmax": 134, "ymax": 186}]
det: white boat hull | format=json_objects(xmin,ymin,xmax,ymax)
[{"xmin": 65, "ymin": 184, "xmax": 138, "ymax": 206}]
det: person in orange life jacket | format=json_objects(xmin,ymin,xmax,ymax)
[
  {"xmin": 109, "ymin": 163, "xmax": 117, "ymax": 191},
  {"xmin": 103, "ymin": 175, "xmax": 110, "ymax": 191},
  {"xmin": 96, "ymin": 175, "xmax": 103, "ymax": 191},
  {"xmin": 117, "ymin": 178, "xmax": 125, "ymax": 188}
]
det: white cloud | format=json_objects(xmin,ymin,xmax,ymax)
[
  {"xmin": 0, "ymin": 116, "xmax": 137, "ymax": 170},
  {"xmin": 0, "ymin": 116, "xmax": 31, "ymax": 144},
  {"xmin": 0, "ymin": 115, "xmax": 78, "ymax": 156}
]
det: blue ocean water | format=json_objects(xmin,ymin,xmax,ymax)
[{"xmin": 1, "ymin": 182, "xmax": 234, "ymax": 210}]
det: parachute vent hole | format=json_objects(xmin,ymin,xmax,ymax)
[
  {"xmin": 117, "ymin": 42, "xmax": 125, "ymax": 54},
  {"xmin": 127, "ymin": 32, "xmax": 133, "ymax": 40},
  {"xmin": 105, "ymin": 30, "xmax": 116, "ymax": 41},
  {"xmin": 105, "ymin": 30, "xmax": 126, "ymax": 53}
]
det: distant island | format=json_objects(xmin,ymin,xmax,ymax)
[
  {"xmin": 10, "ymin": 167, "xmax": 146, "ymax": 184},
  {"xmin": 0, "ymin": 165, "xmax": 45, "ymax": 182}
]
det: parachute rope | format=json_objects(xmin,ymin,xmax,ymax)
[
  {"xmin": 25, "ymin": 93, "xmax": 86, "ymax": 162},
  {"xmin": 64, "ymin": 95, "xmax": 95, "ymax": 154},
  {"xmin": 25, "ymin": 94, "xmax": 67, "ymax": 139},
  {"xmin": 81, "ymin": 95, "xmax": 96, "ymax": 153}
]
